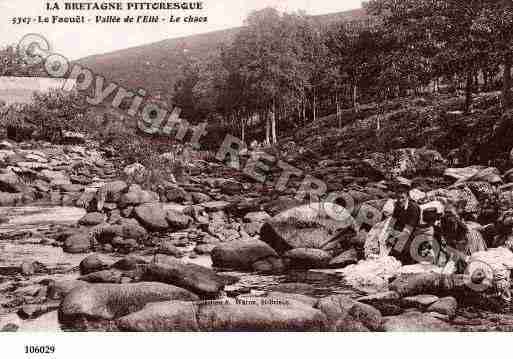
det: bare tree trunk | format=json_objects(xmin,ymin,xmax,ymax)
[
  {"xmin": 336, "ymin": 92, "xmax": 342, "ymax": 129},
  {"xmin": 503, "ymin": 53, "xmax": 512, "ymax": 110},
  {"xmin": 241, "ymin": 117, "xmax": 245, "ymax": 144},
  {"xmin": 313, "ymin": 90, "xmax": 317, "ymax": 123},
  {"xmin": 464, "ymin": 70, "xmax": 473, "ymax": 114},
  {"xmin": 264, "ymin": 110, "xmax": 270, "ymax": 146},
  {"xmin": 271, "ymin": 101, "xmax": 277, "ymax": 145},
  {"xmin": 353, "ymin": 83, "xmax": 359, "ymax": 113}
]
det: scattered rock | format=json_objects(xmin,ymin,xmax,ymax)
[
  {"xmin": 283, "ymin": 248, "xmax": 332, "ymax": 269},
  {"xmin": 328, "ymin": 248, "xmax": 358, "ymax": 268},
  {"xmin": 144, "ymin": 255, "xmax": 227, "ymax": 297},
  {"xmin": 427, "ymin": 297, "xmax": 458, "ymax": 318},
  {"xmin": 166, "ymin": 210, "xmax": 192, "ymax": 230},
  {"xmin": 211, "ymin": 240, "xmax": 281, "ymax": 272},
  {"xmin": 134, "ymin": 204, "xmax": 169, "ymax": 231},
  {"xmin": 79, "ymin": 212, "xmax": 106, "ymax": 226},
  {"xmin": 79, "ymin": 254, "xmax": 112, "ymax": 275},
  {"xmin": 63, "ymin": 233, "xmax": 92, "ymax": 254}
]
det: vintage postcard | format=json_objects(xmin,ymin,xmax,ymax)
[{"xmin": 1, "ymin": 0, "xmax": 513, "ymax": 353}]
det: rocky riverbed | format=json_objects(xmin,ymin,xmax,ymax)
[{"xmin": 2, "ymin": 138, "xmax": 513, "ymax": 331}]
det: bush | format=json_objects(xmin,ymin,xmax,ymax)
[{"xmin": 0, "ymin": 89, "xmax": 87, "ymax": 142}]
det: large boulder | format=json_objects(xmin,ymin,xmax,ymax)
[
  {"xmin": 196, "ymin": 299, "xmax": 327, "ymax": 331},
  {"xmin": 143, "ymin": 255, "xmax": 227, "ymax": 297},
  {"xmin": 116, "ymin": 297, "xmax": 327, "ymax": 331},
  {"xmin": 260, "ymin": 203, "xmax": 355, "ymax": 254},
  {"xmin": 383, "ymin": 312, "xmax": 454, "ymax": 331},
  {"xmin": 211, "ymin": 240, "xmax": 281, "ymax": 272},
  {"xmin": 134, "ymin": 204, "xmax": 169, "ymax": 231},
  {"xmin": 59, "ymin": 282, "xmax": 199, "ymax": 329}
]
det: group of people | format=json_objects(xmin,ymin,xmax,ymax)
[{"xmin": 366, "ymin": 177, "xmax": 513, "ymax": 277}]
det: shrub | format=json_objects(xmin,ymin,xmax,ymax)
[{"xmin": 0, "ymin": 89, "xmax": 87, "ymax": 142}]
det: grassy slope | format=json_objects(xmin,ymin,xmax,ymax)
[{"xmin": 77, "ymin": 9, "xmax": 367, "ymax": 103}]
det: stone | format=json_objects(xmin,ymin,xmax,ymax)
[
  {"xmin": 201, "ymin": 201, "xmax": 231, "ymax": 212},
  {"xmin": 119, "ymin": 189, "xmax": 158, "ymax": 208},
  {"xmin": 365, "ymin": 148, "xmax": 446, "ymax": 179},
  {"xmin": 40, "ymin": 169, "xmax": 69, "ymax": 184},
  {"xmin": 265, "ymin": 292, "xmax": 318, "ymax": 307},
  {"xmin": 191, "ymin": 192, "xmax": 211, "ymax": 204},
  {"xmin": 211, "ymin": 240, "xmax": 280, "ymax": 271},
  {"xmin": 112, "ymin": 256, "xmax": 148, "ymax": 271},
  {"xmin": 62, "ymin": 131, "xmax": 86, "ymax": 144},
  {"xmin": 144, "ymin": 255, "xmax": 226, "ymax": 297},
  {"xmin": 244, "ymin": 211, "xmax": 271, "ymax": 223},
  {"xmin": 79, "ymin": 254, "xmax": 113, "ymax": 275},
  {"xmin": 260, "ymin": 202, "xmax": 355, "ymax": 253},
  {"xmin": 134, "ymin": 204, "xmax": 169, "ymax": 231},
  {"xmin": 101, "ymin": 180, "xmax": 128, "ymax": 203},
  {"xmin": 47, "ymin": 280, "xmax": 89, "ymax": 300},
  {"xmin": 20, "ymin": 260, "xmax": 46, "ymax": 276},
  {"xmin": 79, "ymin": 270, "xmax": 124, "ymax": 284},
  {"xmin": 427, "ymin": 297, "xmax": 458, "ymax": 318},
  {"xmin": 329, "ymin": 248, "xmax": 358, "ymax": 268},
  {"xmin": 252, "ymin": 257, "xmax": 285, "ymax": 274},
  {"xmin": 157, "ymin": 242, "xmax": 183, "ymax": 257},
  {"xmin": 315, "ymin": 294, "xmax": 383, "ymax": 331},
  {"xmin": 116, "ymin": 301, "xmax": 199, "ymax": 331},
  {"xmin": 194, "ymin": 244, "xmax": 217, "ymax": 255},
  {"xmin": 63, "ymin": 233, "xmax": 92, "ymax": 254},
  {"xmin": 123, "ymin": 163, "xmax": 147, "ymax": 184},
  {"xmin": 59, "ymin": 282, "xmax": 199, "ymax": 328},
  {"xmin": 18, "ymin": 303, "xmax": 60, "ymax": 320},
  {"xmin": 166, "ymin": 210, "xmax": 192, "ymax": 230},
  {"xmin": 59, "ymin": 183, "xmax": 84, "ymax": 193},
  {"xmin": 0, "ymin": 192, "xmax": 23, "ymax": 206},
  {"xmin": 340, "ymin": 256, "xmax": 402, "ymax": 294},
  {"xmin": 196, "ymin": 299, "xmax": 327, "ymax": 331},
  {"xmin": 165, "ymin": 186, "xmax": 190, "ymax": 203},
  {"xmin": 215, "ymin": 178, "xmax": 243, "ymax": 195},
  {"xmin": 383, "ymin": 312, "xmax": 454, "ymax": 331},
  {"xmin": 78, "ymin": 212, "xmax": 106, "ymax": 226},
  {"xmin": 92, "ymin": 220, "xmax": 148, "ymax": 243},
  {"xmin": 0, "ymin": 171, "xmax": 21, "ymax": 192},
  {"xmin": 283, "ymin": 248, "xmax": 332, "ymax": 269},
  {"xmin": 403, "ymin": 295, "xmax": 440, "ymax": 308}
]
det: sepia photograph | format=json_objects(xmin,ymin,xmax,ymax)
[{"xmin": 1, "ymin": 0, "xmax": 513, "ymax": 347}]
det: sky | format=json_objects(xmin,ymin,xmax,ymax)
[{"xmin": 0, "ymin": 0, "xmax": 362, "ymax": 60}]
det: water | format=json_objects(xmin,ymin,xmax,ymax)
[{"xmin": 0, "ymin": 205, "xmax": 360, "ymax": 331}]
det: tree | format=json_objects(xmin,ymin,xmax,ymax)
[{"xmin": 472, "ymin": 1, "xmax": 513, "ymax": 108}]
